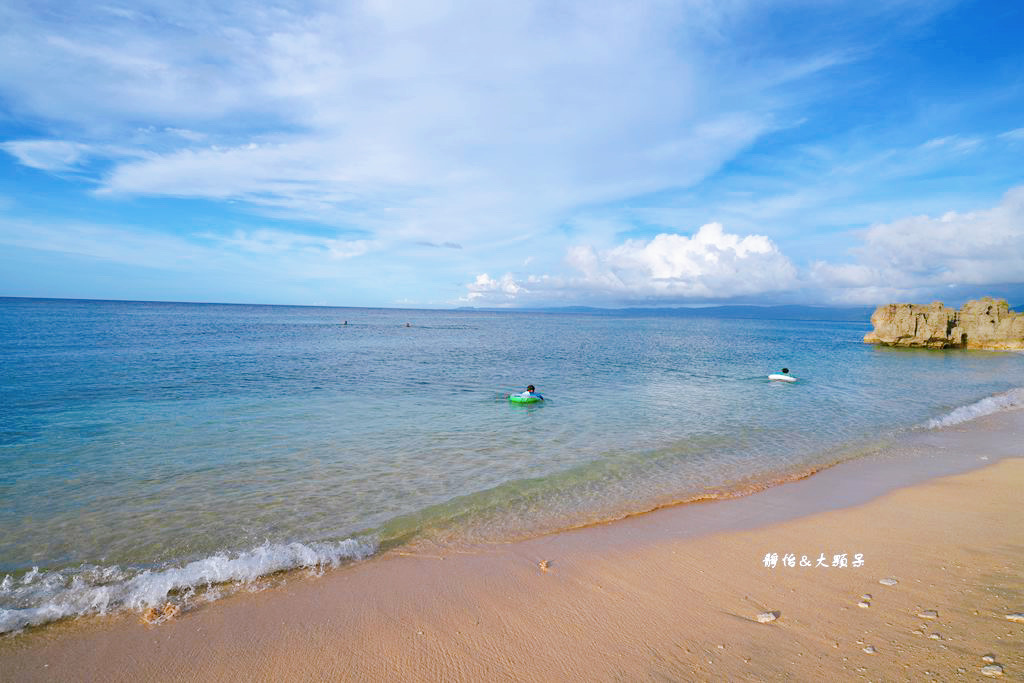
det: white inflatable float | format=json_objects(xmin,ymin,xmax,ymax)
[{"xmin": 768, "ymin": 373, "xmax": 796, "ymax": 382}]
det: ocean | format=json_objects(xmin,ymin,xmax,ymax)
[{"xmin": 2, "ymin": 297, "xmax": 1022, "ymax": 633}]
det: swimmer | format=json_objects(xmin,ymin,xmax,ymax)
[
  {"xmin": 518, "ymin": 384, "xmax": 544, "ymax": 400},
  {"xmin": 769, "ymin": 367, "xmax": 797, "ymax": 382}
]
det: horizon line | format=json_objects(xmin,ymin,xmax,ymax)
[{"xmin": 0, "ymin": 294, "xmax": 885, "ymax": 312}]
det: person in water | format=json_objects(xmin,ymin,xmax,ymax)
[
  {"xmin": 780, "ymin": 367, "xmax": 789, "ymax": 375},
  {"xmin": 519, "ymin": 385, "xmax": 544, "ymax": 400}
]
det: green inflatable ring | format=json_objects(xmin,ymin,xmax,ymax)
[{"xmin": 508, "ymin": 395, "xmax": 541, "ymax": 404}]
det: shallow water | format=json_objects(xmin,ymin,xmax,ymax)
[{"xmin": 1, "ymin": 298, "xmax": 1022, "ymax": 632}]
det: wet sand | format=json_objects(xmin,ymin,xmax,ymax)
[{"xmin": 3, "ymin": 410, "xmax": 1023, "ymax": 681}]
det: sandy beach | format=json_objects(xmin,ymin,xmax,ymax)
[{"xmin": 3, "ymin": 408, "xmax": 1023, "ymax": 681}]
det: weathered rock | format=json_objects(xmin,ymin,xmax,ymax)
[{"xmin": 863, "ymin": 298, "xmax": 1024, "ymax": 350}]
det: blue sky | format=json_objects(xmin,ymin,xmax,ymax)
[{"xmin": 1, "ymin": 0, "xmax": 1022, "ymax": 308}]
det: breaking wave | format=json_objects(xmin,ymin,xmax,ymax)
[
  {"xmin": 0, "ymin": 537, "xmax": 376, "ymax": 634},
  {"xmin": 926, "ymin": 388, "xmax": 1024, "ymax": 429}
]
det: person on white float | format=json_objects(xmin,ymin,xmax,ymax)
[{"xmin": 769, "ymin": 368, "xmax": 797, "ymax": 382}]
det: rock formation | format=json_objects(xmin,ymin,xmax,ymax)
[{"xmin": 863, "ymin": 298, "xmax": 1024, "ymax": 350}]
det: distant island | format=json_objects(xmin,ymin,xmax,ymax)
[
  {"xmin": 457, "ymin": 304, "xmax": 875, "ymax": 322},
  {"xmin": 864, "ymin": 298, "xmax": 1024, "ymax": 350}
]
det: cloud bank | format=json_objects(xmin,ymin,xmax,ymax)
[
  {"xmin": 466, "ymin": 223, "xmax": 797, "ymax": 305},
  {"xmin": 465, "ymin": 188, "xmax": 1024, "ymax": 306},
  {"xmin": 811, "ymin": 186, "xmax": 1024, "ymax": 303}
]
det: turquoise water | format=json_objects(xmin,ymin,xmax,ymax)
[{"xmin": 2, "ymin": 297, "xmax": 1023, "ymax": 632}]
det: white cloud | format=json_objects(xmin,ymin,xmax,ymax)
[
  {"xmin": 811, "ymin": 185, "xmax": 1024, "ymax": 303},
  {"xmin": 199, "ymin": 229, "xmax": 375, "ymax": 260},
  {"xmin": 463, "ymin": 223, "xmax": 798, "ymax": 305},
  {"xmin": 0, "ymin": 0, "xmax": 846, "ymax": 247},
  {"xmin": 0, "ymin": 218, "xmax": 212, "ymax": 270},
  {"xmin": 164, "ymin": 128, "xmax": 207, "ymax": 142},
  {"xmin": 0, "ymin": 218, "xmax": 374, "ymax": 276},
  {"xmin": 0, "ymin": 140, "xmax": 93, "ymax": 171},
  {"xmin": 465, "ymin": 273, "xmax": 524, "ymax": 302},
  {"xmin": 918, "ymin": 135, "xmax": 982, "ymax": 154},
  {"xmin": 0, "ymin": 213, "xmax": 470, "ymax": 306}
]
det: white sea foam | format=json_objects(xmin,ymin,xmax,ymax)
[
  {"xmin": 0, "ymin": 537, "xmax": 376, "ymax": 634},
  {"xmin": 925, "ymin": 388, "xmax": 1024, "ymax": 429}
]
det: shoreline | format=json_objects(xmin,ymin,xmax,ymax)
[{"xmin": 3, "ymin": 407, "xmax": 1023, "ymax": 680}]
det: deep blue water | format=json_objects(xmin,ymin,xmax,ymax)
[{"xmin": 1, "ymin": 297, "xmax": 1022, "ymax": 632}]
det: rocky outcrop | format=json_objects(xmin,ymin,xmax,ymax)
[{"xmin": 863, "ymin": 298, "xmax": 1024, "ymax": 350}]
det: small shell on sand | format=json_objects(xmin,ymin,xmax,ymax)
[
  {"xmin": 981, "ymin": 664, "xmax": 1003, "ymax": 677},
  {"xmin": 879, "ymin": 578, "xmax": 899, "ymax": 586},
  {"xmin": 141, "ymin": 602, "xmax": 180, "ymax": 624},
  {"xmin": 1006, "ymin": 613, "xmax": 1024, "ymax": 623},
  {"xmin": 858, "ymin": 601, "xmax": 871, "ymax": 609},
  {"xmin": 862, "ymin": 645, "xmax": 876, "ymax": 654},
  {"xmin": 983, "ymin": 655, "xmax": 996, "ymax": 663},
  {"xmin": 538, "ymin": 560, "xmax": 551, "ymax": 571},
  {"xmin": 928, "ymin": 633, "xmax": 942, "ymax": 640},
  {"xmin": 756, "ymin": 611, "xmax": 779, "ymax": 623},
  {"xmin": 860, "ymin": 594, "xmax": 872, "ymax": 601},
  {"xmin": 917, "ymin": 610, "xmax": 939, "ymax": 620}
]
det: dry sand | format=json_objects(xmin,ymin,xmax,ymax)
[{"xmin": 3, "ymin": 416, "xmax": 1023, "ymax": 681}]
